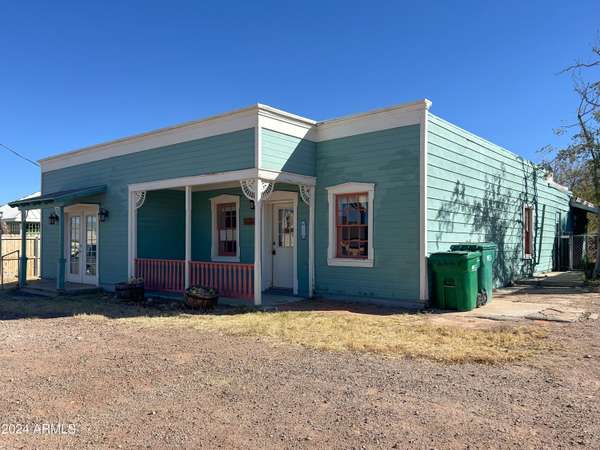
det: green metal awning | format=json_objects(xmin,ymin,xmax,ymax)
[{"xmin": 8, "ymin": 185, "xmax": 107, "ymax": 209}]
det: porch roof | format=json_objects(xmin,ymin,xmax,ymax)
[
  {"xmin": 8, "ymin": 185, "xmax": 107, "ymax": 210},
  {"xmin": 570, "ymin": 197, "xmax": 599, "ymax": 214}
]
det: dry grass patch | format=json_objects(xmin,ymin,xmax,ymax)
[
  {"xmin": 0, "ymin": 292, "xmax": 549, "ymax": 363},
  {"xmin": 120, "ymin": 310, "xmax": 549, "ymax": 364}
]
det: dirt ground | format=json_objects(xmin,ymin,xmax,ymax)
[{"xmin": 0, "ymin": 288, "xmax": 599, "ymax": 449}]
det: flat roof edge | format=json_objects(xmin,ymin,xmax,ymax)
[
  {"xmin": 38, "ymin": 104, "xmax": 262, "ymax": 164},
  {"xmin": 317, "ymin": 99, "xmax": 431, "ymax": 127}
]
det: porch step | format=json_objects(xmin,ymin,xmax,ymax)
[
  {"xmin": 18, "ymin": 284, "xmax": 102, "ymax": 297},
  {"xmin": 19, "ymin": 287, "xmax": 59, "ymax": 298}
]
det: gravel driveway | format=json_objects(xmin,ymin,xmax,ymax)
[{"xmin": 0, "ymin": 289, "xmax": 599, "ymax": 449}]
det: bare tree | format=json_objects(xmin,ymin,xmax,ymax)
[{"xmin": 549, "ymin": 41, "xmax": 600, "ymax": 276}]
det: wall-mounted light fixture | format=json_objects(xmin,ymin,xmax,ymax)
[
  {"xmin": 48, "ymin": 212, "xmax": 59, "ymax": 225},
  {"xmin": 98, "ymin": 208, "xmax": 109, "ymax": 222},
  {"xmin": 249, "ymin": 200, "xmax": 255, "ymax": 210}
]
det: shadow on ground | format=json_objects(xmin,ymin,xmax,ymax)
[
  {"xmin": 2, "ymin": 283, "xmax": 597, "ymax": 322},
  {"xmin": 0, "ymin": 290, "xmax": 239, "ymax": 321},
  {"xmin": 0, "ymin": 289, "xmax": 425, "ymax": 321}
]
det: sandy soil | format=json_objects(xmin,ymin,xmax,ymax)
[{"xmin": 0, "ymin": 289, "xmax": 599, "ymax": 449}]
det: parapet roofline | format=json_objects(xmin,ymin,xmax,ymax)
[{"xmin": 38, "ymin": 99, "xmax": 432, "ymax": 165}]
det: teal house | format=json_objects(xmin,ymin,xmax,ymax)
[{"xmin": 9, "ymin": 100, "xmax": 597, "ymax": 307}]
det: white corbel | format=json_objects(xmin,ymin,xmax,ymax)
[
  {"xmin": 240, "ymin": 179, "xmax": 274, "ymax": 201},
  {"xmin": 134, "ymin": 191, "xmax": 146, "ymax": 209},
  {"xmin": 299, "ymin": 185, "xmax": 312, "ymax": 206},
  {"xmin": 262, "ymin": 181, "xmax": 274, "ymax": 201}
]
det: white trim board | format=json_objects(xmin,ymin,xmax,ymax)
[
  {"xmin": 40, "ymin": 100, "xmax": 432, "ymax": 172},
  {"xmin": 259, "ymin": 110, "xmax": 317, "ymax": 142},
  {"xmin": 41, "ymin": 109, "xmax": 258, "ymax": 172},
  {"xmin": 315, "ymin": 100, "xmax": 430, "ymax": 142},
  {"xmin": 129, "ymin": 169, "xmax": 256, "ymax": 193},
  {"xmin": 419, "ymin": 104, "xmax": 431, "ymax": 302},
  {"xmin": 128, "ymin": 168, "xmax": 316, "ymax": 193}
]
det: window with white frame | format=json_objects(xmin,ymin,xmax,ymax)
[
  {"xmin": 210, "ymin": 194, "xmax": 240, "ymax": 262},
  {"xmin": 326, "ymin": 182, "xmax": 375, "ymax": 267},
  {"xmin": 523, "ymin": 204, "xmax": 534, "ymax": 259},
  {"xmin": 6, "ymin": 221, "xmax": 40, "ymax": 235}
]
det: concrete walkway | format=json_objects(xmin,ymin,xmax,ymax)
[
  {"xmin": 516, "ymin": 271, "xmax": 585, "ymax": 287},
  {"xmin": 432, "ymin": 285, "xmax": 596, "ymax": 324},
  {"xmin": 457, "ymin": 298, "xmax": 587, "ymax": 323}
]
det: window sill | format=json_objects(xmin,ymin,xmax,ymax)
[
  {"xmin": 211, "ymin": 256, "xmax": 241, "ymax": 263},
  {"xmin": 327, "ymin": 257, "xmax": 374, "ymax": 268}
]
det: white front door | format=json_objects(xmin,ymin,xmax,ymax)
[
  {"xmin": 271, "ymin": 203, "xmax": 294, "ymax": 289},
  {"xmin": 65, "ymin": 206, "xmax": 99, "ymax": 285}
]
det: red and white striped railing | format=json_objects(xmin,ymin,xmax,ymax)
[
  {"xmin": 135, "ymin": 258, "xmax": 185, "ymax": 292},
  {"xmin": 135, "ymin": 258, "xmax": 254, "ymax": 299},
  {"xmin": 190, "ymin": 261, "xmax": 254, "ymax": 299}
]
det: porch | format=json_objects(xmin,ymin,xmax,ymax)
[
  {"xmin": 9, "ymin": 169, "xmax": 315, "ymax": 305},
  {"xmin": 128, "ymin": 169, "xmax": 316, "ymax": 305}
]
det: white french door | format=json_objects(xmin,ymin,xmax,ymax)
[
  {"xmin": 65, "ymin": 206, "xmax": 99, "ymax": 285},
  {"xmin": 271, "ymin": 203, "xmax": 294, "ymax": 289}
]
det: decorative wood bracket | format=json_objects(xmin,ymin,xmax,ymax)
[
  {"xmin": 299, "ymin": 185, "xmax": 312, "ymax": 205},
  {"xmin": 134, "ymin": 191, "xmax": 146, "ymax": 209},
  {"xmin": 240, "ymin": 179, "xmax": 274, "ymax": 201}
]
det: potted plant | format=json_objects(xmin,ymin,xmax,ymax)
[
  {"xmin": 184, "ymin": 285, "xmax": 219, "ymax": 311},
  {"xmin": 115, "ymin": 277, "xmax": 145, "ymax": 302}
]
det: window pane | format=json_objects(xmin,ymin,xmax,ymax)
[
  {"xmin": 285, "ymin": 208, "xmax": 294, "ymax": 247},
  {"xmin": 70, "ymin": 216, "xmax": 80, "ymax": 274},
  {"xmin": 217, "ymin": 202, "xmax": 237, "ymax": 256},
  {"xmin": 335, "ymin": 192, "xmax": 369, "ymax": 259},
  {"xmin": 360, "ymin": 226, "xmax": 367, "ymax": 240},
  {"xmin": 85, "ymin": 215, "xmax": 97, "ymax": 276},
  {"xmin": 277, "ymin": 208, "xmax": 294, "ymax": 248}
]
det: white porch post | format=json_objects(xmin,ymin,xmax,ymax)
[
  {"xmin": 127, "ymin": 191, "xmax": 137, "ymax": 279},
  {"xmin": 185, "ymin": 186, "xmax": 192, "ymax": 289},
  {"xmin": 254, "ymin": 179, "xmax": 263, "ymax": 305},
  {"xmin": 308, "ymin": 188, "xmax": 315, "ymax": 298},
  {"xmin": 56, "ymin": 206, "xmax": 65, "ymax": 290}
]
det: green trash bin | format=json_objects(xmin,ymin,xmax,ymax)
[
  {"xmin": 429, "ymin": 251, "xmax": 481, "ymax": 311},
  {"xmin": 450, "ymin": 242, "xmax": 497, "ymax": 305}
]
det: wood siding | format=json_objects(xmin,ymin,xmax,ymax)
[
  {"xmin": 315, "ymin": 125, "xmax": 421, "ymax": 303},
  {"xmin": 427, "ymin": 113, "xmax": 571, "ymax": 285},
  {"xmin": 260, "ymin": 128, "xmax": 316, "ymax": 176},
  {"xmin": 41, "ymin": 128, "xmax": 255, "ymax": 288}
]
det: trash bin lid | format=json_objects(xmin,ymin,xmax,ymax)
[
  {"xmin": 477, "ymin": 242, "xmax": 497, "ymax": 251},
  {"xmin": 429, "ymin": 251, "xmax": 481, "ymax": 268},
  {"xmin": 450, "ymin": 242, "xmax": 497, "ymax": 252}
]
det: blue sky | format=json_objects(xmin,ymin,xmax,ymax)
[{"xmin": 0, "ymin": 0, "xmax": 598, "ymax": 204}]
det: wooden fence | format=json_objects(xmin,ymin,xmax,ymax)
[{"xmin": 1, "ymin": 236, "xmax": 40, "ymax": 284}]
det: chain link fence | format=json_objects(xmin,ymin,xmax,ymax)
[{"xmin": 556, "ymin": 234, "xmax": 599, "ymax": 271}]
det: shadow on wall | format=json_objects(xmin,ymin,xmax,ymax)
[{"xmin": 433, "ymin": 161, "xmax": 545, "ymax": 286}]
